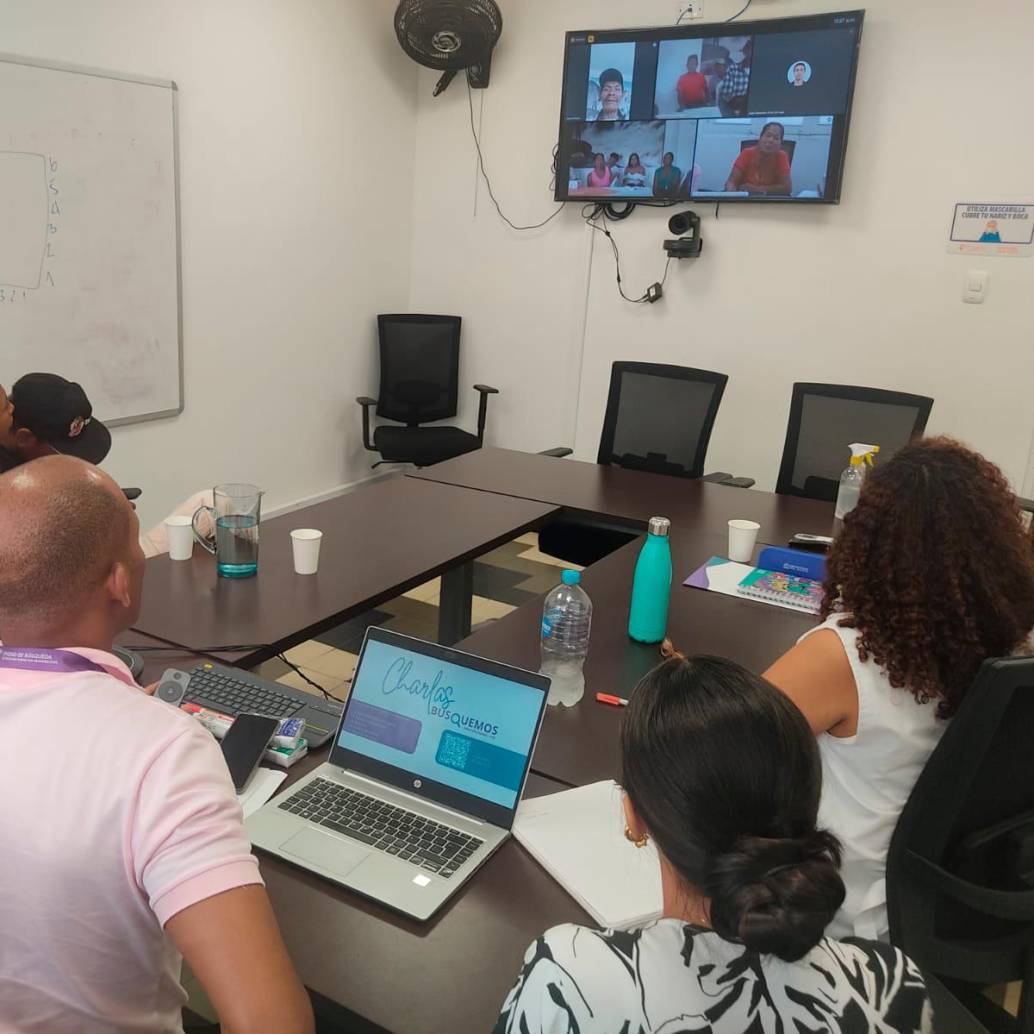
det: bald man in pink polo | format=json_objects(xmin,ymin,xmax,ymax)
[{"xmin": 0, "ymin": 457, "xmax": 313, "ymax": 1034}]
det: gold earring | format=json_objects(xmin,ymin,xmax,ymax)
[{"xmin": 623, "ymin": 825, "xmax": 649, "ymax": 849}]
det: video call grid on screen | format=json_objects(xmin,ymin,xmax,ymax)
[{"xmin": 557, "ymin": 10, "xmax": 863, "ymax": 204}]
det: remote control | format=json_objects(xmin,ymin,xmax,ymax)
[{"xmin": 155, "ymin": 668, "xmax": 190, "ymax": 706}]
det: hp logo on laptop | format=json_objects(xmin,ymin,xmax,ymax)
[{"xmin": 413, "ymin": 779, "xmax": 422, "ymax": 788}]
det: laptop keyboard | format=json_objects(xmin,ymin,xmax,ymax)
[
  {"xmin": 186, "ymin": 667, "xmax": 304, "ymax": 719},
  {"xmin": 279, "ymin": 777, "xmax": 483, "ymax": 878}
]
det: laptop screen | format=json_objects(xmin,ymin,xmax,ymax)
[{"xmin": 331, "ymin": 630, "xmax": 549, "ymax": 826}]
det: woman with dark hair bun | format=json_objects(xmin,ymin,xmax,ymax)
[
  {"xmin": 494, "ymin": 653, "xmax": 930, "ymax": 1034},
  {"xmin": 766, "ymin": 436, "xmax": 1034, "ymax": 942}
]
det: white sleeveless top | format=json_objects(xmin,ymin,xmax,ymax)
[{"xmin": 802, "ymin": 615, "xmax": 945, "ymax": 942}]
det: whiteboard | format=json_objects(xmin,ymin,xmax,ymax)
[{"xmin": 0, "ymin": 53, "xmax": 182, "ymax": 425}]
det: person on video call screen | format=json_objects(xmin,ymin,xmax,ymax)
[
  {"xmin": 725, "ymin": 121, "xmax": 792, "ymax": 196},
  {"xmin": 677, "ymin": 54, "xmax": 709, "ymax": 109},
  {"xmin": 595, "ymin": 68, "xmax": 628, "ymax": 121},
  {"xmin": 586, "ymin": 153, "xmax": 614, "ymax": 188}
]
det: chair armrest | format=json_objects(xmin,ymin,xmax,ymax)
[
  {"xmin": 356, "ymin": 396, "xmax": 377, "ymax": 451},
  {"xmin": 703, "ymin": 471, "xmax": 755, "ymax": 489},
  {"xmin": 540, "ymin": 447, "xmax": 574, "ymax": 458},
  {"xmin": 473, "ymin": 385, "xmax": 499, "ymax": 441}
]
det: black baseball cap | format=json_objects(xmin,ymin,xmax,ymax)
[
  {"xmin": 10, "ymin": 373, "xmax": 112, "ymax": 464},
  {"xmin": 599, "ymin": 68, "xmax": 625, "ymax": 88}
]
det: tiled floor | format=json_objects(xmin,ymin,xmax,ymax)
[{"xmin": 255, "ymin": 532, "xmax": 578, "ymax": 702}]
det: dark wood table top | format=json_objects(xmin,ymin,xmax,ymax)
[
  {"xmin": 105, "ymin": 647, "xmax": 579, "ymax": 1034},
  {"xmin": 458, "ymin": 530, "xmax": 816, "ymax": 788},
  {"xmin": 412, "ymin": 448, "xmax": 836, "ymax": 544},
  {"xmin": 116, "ymin": 630, "xmax": 218, "ymax": 686},
  {"xmin": 260, "ymin": 771, "xmax": 586, "ymax": 1034},
  {"xmin": 132, "ymin": 476, "xmax": 557, "ymax": 663}
]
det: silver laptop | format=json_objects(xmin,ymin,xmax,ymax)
[{"xmin": 246, "ymin": 627, "xmax": 550, "ymax": 920}]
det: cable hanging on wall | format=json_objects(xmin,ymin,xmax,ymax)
[
  {"xmin": 466, "ymin": 81, "xmax": 564, "ymax": 231},
  {"xmin": 582, "ymin": 204, "xmax": 673, "ymax": 305},
  {"xmin": 726, "ymin": 0, "xmax": 753, "ymax": 22},
  {"xmin": 677, "ymin": 0, "xmax": 752, "ymax": 24}
]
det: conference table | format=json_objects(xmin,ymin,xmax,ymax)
[
  {"xmin": 458, "ymin": 529, "xmax": 815, "ymax": 788},
  {"xmin": 132, "ymin": 475, "xmax": 557, "ymax": 657},
  {"xmin": 130, "ymin": 452, "xmax": 834, "ymax": 1033},
  {"xmin": 411, "ymin": 446, "xmax": 836, "ymax": 544}
]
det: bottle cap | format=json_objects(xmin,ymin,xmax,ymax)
[
  {"xmin": 561, "ymin": 570, "xmax": 581, "ymax": 585},
  {"xmin": 648, "ymin": 517, "xmax": 671, "ymax": 537}
]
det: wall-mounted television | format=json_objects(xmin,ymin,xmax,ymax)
[{"xmin": 556, "ymin": 10, "xmax": 864, "ymax": 204}]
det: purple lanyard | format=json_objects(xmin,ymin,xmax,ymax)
[{"xmin": 0, "ymin": 646, "xmax": 108, "ymax": 675}]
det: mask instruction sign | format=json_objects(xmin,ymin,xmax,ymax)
[{"xmin": 948, "ymin": 202, "xmax": 1034, "ymax": 257}]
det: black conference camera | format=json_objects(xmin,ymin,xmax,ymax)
[{"xmin": 664, "ymin": 210, "xmax": 703, "ymax": 259}]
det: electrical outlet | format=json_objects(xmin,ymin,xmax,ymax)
[{"xmin": 677, "ymin": 1, "xmax": 705, "ymax": 20}]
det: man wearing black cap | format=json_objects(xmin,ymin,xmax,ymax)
[
  {"xmin": 0, "ymin": 373, "xmax": 112, "ymax": 473},
  {"xmin": 595, "ymin": 68, "xmax": 629, "ymax": 121}
]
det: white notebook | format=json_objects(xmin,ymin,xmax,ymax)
[{"xmin": 513, "ymin": 780, "xmax": 663, "ymax": 930}]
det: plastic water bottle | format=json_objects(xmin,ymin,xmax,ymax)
[
  {"xmin": 834, "ymin": 443, "xmax": 880, "ymax": 523},
  {"xmin": 628, "ymin": 517, "xmax": 673, "ymax": 644},
  {"xmin": 540, "ymin": 570, "xmax": 592, "ymax": 708}
]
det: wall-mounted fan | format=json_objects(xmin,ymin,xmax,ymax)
[{"xmin": 394, "ymin": 0, "xmax": 503, "ymax": 96}]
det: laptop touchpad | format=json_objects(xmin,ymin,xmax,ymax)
[{"xmin": 280, "ymin": 829, "xmax": 369, "ymax": 878}]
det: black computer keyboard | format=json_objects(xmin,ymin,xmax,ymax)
[
  {"xmin": 185, "ymin": 666, "xmax": 304, "ymax": 719},
  {"xmin": 279, "ymin": 777, "xmax": 483, "ymax": 879}
]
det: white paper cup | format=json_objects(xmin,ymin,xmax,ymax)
[
  {"xmin": 164, "ymin": 515, "xmax": 194, "ymax": 561},
  {"xmin": 291, "ymin": 529, "xmax": 323, "ymax": 575},
  {"xmin": 727, "ymin": 519, "xmax": 761, "ymax": 563}
]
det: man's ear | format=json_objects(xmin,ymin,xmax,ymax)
[
  {"xmin": 107, "ymin": 561, "xmax": 133, "ymax": 611},
  {"xmin": 12, "ymin": 426, "xmax": 38, "ymax": 451}
]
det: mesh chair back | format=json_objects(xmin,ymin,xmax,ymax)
[
  {"xmin": 377, "ymin": 314, "xmax": 461, "ymax": 425},
  {"xmin": 598, "ymin": 362, "xmax": 727, "ymax": 479},
  {"xmin": 887, "ymin": 656, "xmax": 1034, "ymax": 983},
  {"xmin": 776, "ymin": 383, "xmax": 933, "ymax": 501}
]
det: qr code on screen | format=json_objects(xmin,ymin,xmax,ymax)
[{"xmin": 437, "ymin": 731, "xmax": 471, "ymax": 771}]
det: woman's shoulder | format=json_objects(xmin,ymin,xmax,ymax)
[
  {"xmin": 535, "ymin": 919, "xmax": 714, "ymax": 972},
  {"xmin": 822, "ymin": 934, "xmax": 921, "ymax": 972},
  {"xmin": 817, "ymin": 937, "xmax": 930, "ymax": 1026}
]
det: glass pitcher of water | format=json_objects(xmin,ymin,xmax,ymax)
[{"xmin": 192, "ymin": 484, "xmax": 264, "ymax": 578}]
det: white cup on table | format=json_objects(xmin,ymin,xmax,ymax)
[
  {"xmin": 291, "ymin": 529, "xmax": 323, "ymax": 575},
  {"xmin": 727, "ymin": 519, "xmax": 760, "ymax": 563},
  {"xmin": 164, "ymin": 515, "xmax": 194, "ymax": 561}
]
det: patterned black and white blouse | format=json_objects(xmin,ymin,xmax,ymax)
[{"xmin": 494, "ymin": 920, "xmax": 931, "ymax": 1034}]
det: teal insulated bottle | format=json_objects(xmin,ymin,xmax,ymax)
[{"xmin": 628, "ymin": 517, "xmax": 673, "ymax": 644}]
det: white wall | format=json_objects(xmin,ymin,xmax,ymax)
[
  {"xmin": 408, "ymin": 0, "xmax": 1034, "ymax": 492},
  {"xmin": 0, "ymin": 0, "xmax": 418, "ymax": 528}
]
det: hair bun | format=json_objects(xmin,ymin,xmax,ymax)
[{"xmin": 705, "ymin": 831, "xmax": 845, "ymax": 961}]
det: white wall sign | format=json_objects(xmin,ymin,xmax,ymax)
[{"xmin": 948, "ymin": 202, "xmax": 1034, "ymax": 257}]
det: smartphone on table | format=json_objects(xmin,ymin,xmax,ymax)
[{"xmin": 220, "ymin": 714, "xmax": 279, "ymax": 792}]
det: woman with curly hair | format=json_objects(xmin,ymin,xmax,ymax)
[{"xmin": 765, "ymin": 436, "xmax": 1034, "ymax": 942}]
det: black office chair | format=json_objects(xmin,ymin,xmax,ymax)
[
  {"xmin": 887, "ymin": 655, "xmax": 1034, "ymax": 1034},
  {"xmin": 539, "ymin": 362, "xmax": 746, "ymax": 567},
  {"xmin": 357, "ymin": 314, "xmax": 499, "ymax": 468},
  {"xmin": 775, "ymin": 382, "xmax": 934, "ymax": 502}
]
